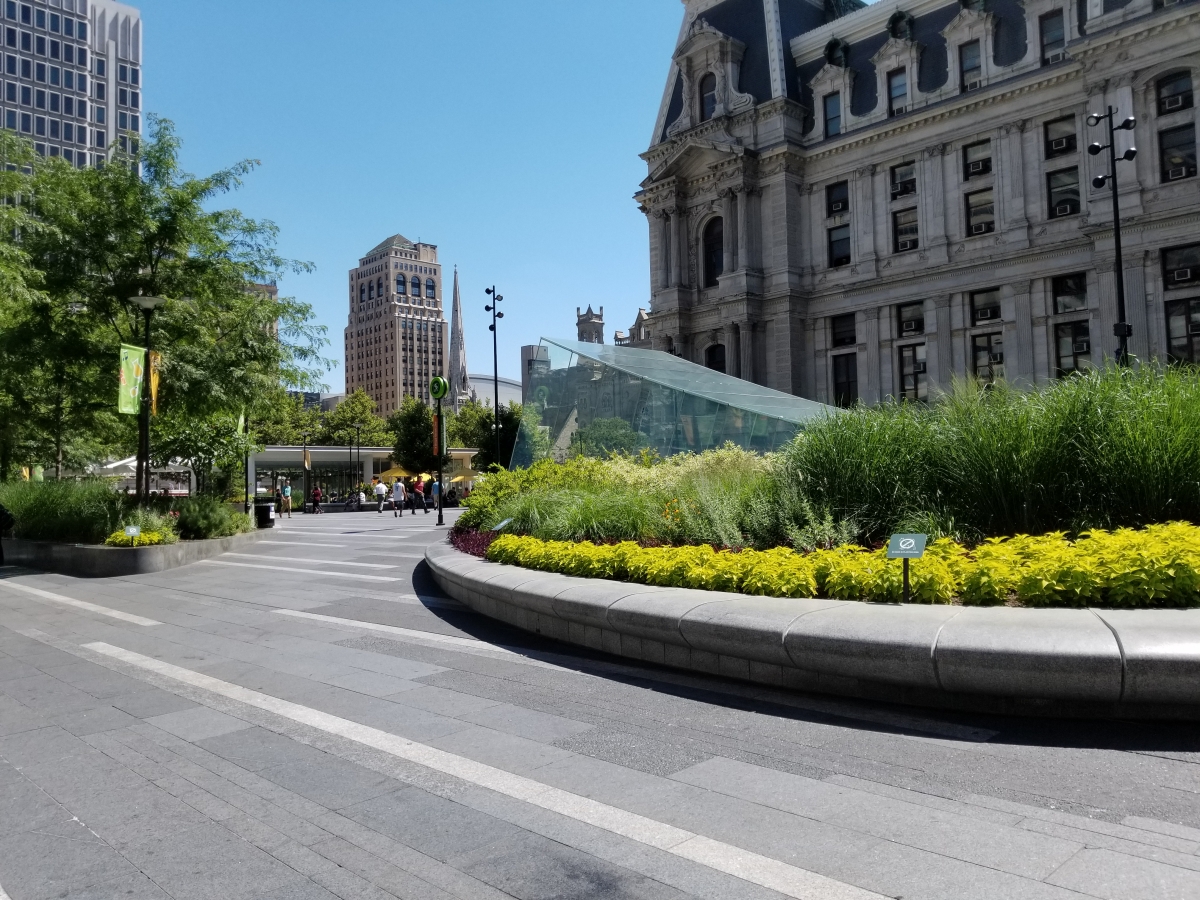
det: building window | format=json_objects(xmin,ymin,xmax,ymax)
[
  {"xmin": 826, "ymin": 180, "xmax": 849, "ymax": 216},
  {"xmin": 19, "ymin": 84, "xmax": 28, "ymax": 105},
  {"xmin": 1047, "ymin": 167, "xmax": 1080, "ymax": 218},
  {"xmin": 965, "ymin": 188, "xmax": 995, "ymax": 235},
  {"xmin": 959, "ymin": 40, "xmax": 981, "ymax": 92},
  {"xmin": 410, "ymin": 275, "xmax": 421, "ymax": 295},
  {"xmin": 897, "ymin": 301, "xmax": 924, "ymax": 336},
  {"xmin": 1157, "ymin": 71, "xmax": 1193, "ymax": 116},
  {"xmin": 699, "ymin": 73, "xmax": 717, "ymax": 123},
  {"xmin": 971, "ymin": 288, "xmax": 1002, "ymax": 324},
  {"xmin": 828, "ymin": 224, "xmax": 851, "ymax": 268},
  {"xmin": 703, "ymin": 217, "xmax": 724, "ymax": 287},
  {"xmin": 358, "ymin": 284, "xmax": 365, "ymax": 303},
  {"xmin": 1160, "ymin": 124, "xmax": 1196, "ymax": 182},
  {"xmin": 1166, "ymin": 298, "xmax": 1200, "ymax": 363},
  {"xmin": 832, "ymin": 353, "xmax": 858, "ymax": 407},
  {"xmin": 396, "ymin": 276, "xmax": 406, "ymax": 295},
  {"xmin": 1055, "ymin": 321, "xmax": 1091, "ymax": 376},
  {"xmin": 425, "ymin": 278, "xmax": 436, "ymax": 299},
  {"xmin": 973, "ymin": 333, "xmax": 1004, "ymax": 384},
  {"xmin": 890, "ymin": 161, "xmax": 916, "ymax": 198},
  {"xmin": 1040, "ymin": 11, "xmax": 1065, "ymax": 65},
  {"xmin": 824, "ymin": 92, "xmax": 841, "ymax": 137},
  {"xmin": 888, "ymin": 68, "xmax": 908, "ymax": 116},
  {"xmin": 18, "ymin": 110, "xmax": 28, "ymax": 132},
  {"xmin": 1044, "ymin": 116, "xmax": 1076, "ymax": 157},
  {"xmin": 1163, "ymin": 243, "xmax": 1200, "ymax": 289},
  {"xmin": 34, "ymin": 88, "xmax": 43, "ymax": 108},
  {"xmin": 831, "ymin": 313, "xmax": 856, "ymax": 348},
  {"xmin": 893, "ymin": 208, "xmax": 919, "ymax": 252},
  {"xmin": 963, "ymin": 140, "xmax": 991, "ymax": 178},
  {"xmin": 1052, "ymin": 273, "xmax": 1088, "ymax": 313},
  {"xmin": 899, "ymin": 343, "xmax": 927, "ymax": 401}
]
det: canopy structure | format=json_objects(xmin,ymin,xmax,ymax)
[{"xmin": 512, "ymin": 337, "xmax": 834, "ymax": 466}]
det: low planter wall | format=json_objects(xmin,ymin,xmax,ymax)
[
  {"xmin": 4, "ymin": 529, "xmax": 266, "ymax": 578},
  {"xmin": 426, "ymin": 542, "xmax": 1200, "ymax": 720}
]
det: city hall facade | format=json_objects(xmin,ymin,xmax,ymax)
[{"xmin": 635, "ymin": 0, "xmax": 1200, "ymax": 405}]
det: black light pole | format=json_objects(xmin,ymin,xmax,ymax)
[
  {"xmin": 129, "ymin": 295, "xmax": 165, "ymax": 500},
  {"xmin": 484, "ymin": 286, "xmax": 504, "ymax": 467},
  {"xmin": 354, "ymin": 424, "xmax": 362, "ymax": 493},
  {"xmin": 300, "ymin": 430, "xmax": 310, "ymax": 513},
  {"xmin": 430, "ymin": 376, "xmax": 449, "ymax": 527},
  {"xmin": 1087, "ymin": 106, "xmax": 1138, "ymax": 366}
]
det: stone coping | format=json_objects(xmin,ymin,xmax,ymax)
[
  {"xmin": 425, "ymin": 542, "xmax": 1200, "ymax": 720},
  {"xmin": 3, "ymin": 529, "xmax": 266, "ymax": 578}
]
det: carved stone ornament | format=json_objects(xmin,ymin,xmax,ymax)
[
  {"xmin": 925, "ymin": 143, "xmax": 947, "ymax": 157},
  {"xmin": 665, "ymin": 18, "xmax": 756, "ymax": 138}
]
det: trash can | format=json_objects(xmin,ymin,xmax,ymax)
[{"xmin": 254, "ymin": 501, "xmax": 276, "ymax": 529}]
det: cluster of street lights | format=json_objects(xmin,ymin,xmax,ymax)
[
  {"xmin": 484, "ymin": 286, "xmax": 504, "ymax": 466},
  {"xmin": 1087, "ymin": 106, "xmax": 1138, "ymax": 365}
]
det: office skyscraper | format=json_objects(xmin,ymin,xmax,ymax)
[{"xmin": 0, "ymin": 0, "xmax": 142, "ymax": 166}]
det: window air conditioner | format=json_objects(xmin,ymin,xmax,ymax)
[
  {"xmin": 891, "ymin": 184, "xmax": 901, "ymax": 194},
  {"xmin": 898, "ymin": 240, "xmax": 916, "ymax": 251},
  {"xmin": 1168, "ymin": 167, "xmax": 1187, "ymax": 180},
  {"xmin": 971, "ymin": 223, "xmax": 990, "ymax": 234},
  {"xmin": 1056, "ymin": 203, "xmax": 1074, "ymax": 216},
  {"xmin": 1051, "ymin": 137, "xmax": 1070, "ymax": 151},
  {"xmin": 976, "ymin": 307, "xmax": 996, "ymax": 320},
  {"xmin": 1188, "ymin": 323, "xmax": 1200, "ymax": 336},
  {"xmin": 989, "ymin": 352, "xmax": 1005, "ymax": 364},
  {"xmin": 1073, "ymin": 341, "xmax": 1090, "ymax": 354},
  {"xmin": 832, "ymin": 201, "xmax": 846, "ymax": 211},
  {"xmin": 1163, "ymin": 0, "xmax": 1181, "ymax": 6},
  {"xmin": 1163, "ymin": 94, "xmax": 1184, "ymax": 110},
  {"xmin": 1044, "ymin": 51, "xmax": 1064, "ymax": 65},
  {"xmin": 892, "ymin": 105, "xmax": 908, "ymax": 115},
  {"xmin": 902, "ymin": 320, "xmax": 920, "ymax": 333},
  {"xmin": 913, "ymin": 361, "xmax": 927, "ymax": 374},
  {"xmin": 970, "ymin": 160, "xmax": 990, "ymax": 174},
  {"xmin": 964, "ymin": 80, "xmax": 981, "ymax": 92},
  {"xmin": 1172, "ymin": 268, "xmax": 1193, "ymax": 282}
]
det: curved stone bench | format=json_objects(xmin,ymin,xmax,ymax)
[{"xmin": 426, "ymin": 543, "xmax": 1200, "ymax": 720}]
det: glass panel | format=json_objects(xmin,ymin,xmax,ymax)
[
  {"xmin": 1048, "ymin": 167, "xmax": 1079, "ymax": 216},
  {"xmin": 1045, "ymin": 116, "xmax": 1076, "ymax": 157},
  {"xmin": 699, "ymin": 73, "xmax": 717, "ymax": 122},
  {"xmin": 1055, "ymin": 320, "xmax": 1091, "ymax": 376},
  {"xmin": 972, "ymin": 333, "xmax": 1004, "ymax": 384},
  {"xmin": 1165, "ymin": 299, "xmax": 1200, "ymax": 364},
  {"xmin": 1157, "ymin": 72, "xmax": 1194, "ymax": 115},
  {"xmin": 832, "ymin": 353, "xmax": 858, "ymax": 408},
  {"xmin": 888, "ymin": 69, "xmax": 907, "ymax": 114},
  {"xmin": 1159, "ymin": 124, "xmax": 1197, "ymax": 182},
  {"xmin": 966, "ymin": 189, "xmax": 995, "ymax": 232},
  {"xmin": 511, "ymin": 338, "xmax": 834, "ymax": 466},
  {"xmin": 960, "ymin": 40, "xmax": 981, "ymax": 89},
  {"xmin": 1040, "ymin": 11, "xmax": 1065, "ymax": 59},
  {"xmin": 899, "ymin": 343, "xmax": 927, "ymax": 401},
  {"xmin": 826, "ymin": 180, "xmax": 849, "ymax": 215},
  {"xmin": 824, "ymin": 92, "xmax": 841, "ymax": 137},
  {"xmin": 1052, "ymin": 273, "xmax": 1088, "ymax": 313},
  {"xmin": 893, "ymin": 208, "xmax": 919, "ymax": 250},
  {"xmin": 828, "ymin": 224, "xmax": 851, "ymax": 267},
  {"xmin": 972, "ymin": 288, "xmax": 1002, "ymax": 324},
  {"xmin": 897, "ymin": 302, "xmax": 924, "ymax": 335},
  {"xmin": 831, "ymin": 313, "xmax": 856, "ymax": 347}
]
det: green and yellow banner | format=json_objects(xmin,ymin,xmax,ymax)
[{"xmin": 118, "ymin": 344, "xmax": 146, "ymax": 415}]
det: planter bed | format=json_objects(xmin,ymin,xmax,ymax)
[
  {"xmin": 4, "ymin": 529, "xmax": 266, "ymax": 578},
  {"xmin": 426, "ymin": 541, "xmax": 1200, "ymax": 720}
]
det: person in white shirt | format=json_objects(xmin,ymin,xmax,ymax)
[
  {"xmin": 391, "ymin": 479, "xmax": 406, "ymax": 518},
  {"xmin": 372, "ymin": 478, "xmax": 388, "ymax": 513}
]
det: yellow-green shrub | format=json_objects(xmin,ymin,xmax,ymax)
[
  {"xmin": 104, "ymin": 530, "xmax": 169, "ymax": 547},
  {"xmin": 484, "ymin": 524, "xmax": 1200, "ymax": 608}
]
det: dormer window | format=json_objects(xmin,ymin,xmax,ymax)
[
  {"xmin": 888, "ymin": 69, "xmax": 908, "ymax": 116},
  {"xmin": 1039, "ymin": 10, "xmax": 1065, "ymax": 65},
  {"xmin": 699, "ymin": 73, "xmax": 717, "ymax": 122},
  {"xmin": 824, "ymin": 92, "xmax": 842, "ymax": 137},
  {"xmin": 824, "ymin": 38, "xmax": 849, "ymax": 67},
  {"xmin": 959, "ymin": 40, "xmax": 981, "ymax": 92},
  {"xmin": 888, "ymin": 11, "xmax": 914, "ymax": 40}
]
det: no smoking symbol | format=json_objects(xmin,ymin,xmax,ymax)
[{"xmin": 899, "ymin": 538, "xmax": 916, "ymax": 551}]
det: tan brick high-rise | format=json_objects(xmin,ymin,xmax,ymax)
[{"xmin": 345, "ymin": 234, "xmax": 448, "ymax": 415}]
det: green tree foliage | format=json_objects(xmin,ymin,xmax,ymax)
[
  {"xmin": 319, "ymin": 389, "xmax": 391, "ymax": 447},
  {"xmin": 448, "ymin": 398, "xmax": 523, "ymax": 471},
  {"xmin": 252, "ymin": 389, "xmax": 322, "ymax": 447},
  {"xmin": 572, "ymin": 417, "xmax": 643, "ymax": 458},
  {"xmin": 391, "ymin": 395, "xmax": 451, "ymax": 476},
  {"xmin": 0, "ymin": 118, "xmax": 328, "ymax": 485},
  {"xmin": 151, "ymin": 411, "xmax": 256, "ymax": 497}
]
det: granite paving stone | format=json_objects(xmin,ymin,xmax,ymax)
[{"xmin": 145, "ymin": 706, "xmax": 253, "ymax": 742}]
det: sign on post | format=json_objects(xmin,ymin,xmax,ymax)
[
  {"xmin": 886, "ymin": 534, "xmax": 928, "ymax": 559},
  {"xmin": 124, "ymin": 526, "xmax": 141, "ymax": 537}
]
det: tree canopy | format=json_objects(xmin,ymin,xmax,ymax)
[
  {"xmin": 448, "ymin": 398, "xmax": 523, "ymax": 471},
  {"xmin": 391, "ymin": 395, "xmax": 451, "ymax": 477}
]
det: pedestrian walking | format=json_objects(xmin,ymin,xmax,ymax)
[
  {"xmin": 391, "ymin": 478, "xmax": 406, "ymax": 517},
  {"xmin": 373, "ymin": 477, "xmax": 387, "ymax": 513},
  {"xmin": 408, "ymin": 479, "xmax": 418, "ymax": 515},
  {"xmin": 431, "ymin": 478, "xmax": 441, "ymax": 513},
  {"xmin": 274, "ymin": 487, "xmax": 283, "ymax": 517},
  {"xmin": 281, "ymin": 481, "xmax": 293, "ymax": 518},
  {"xmin": 414, "ymin": 476, "xmax": 429, "ymax": 514},
  {"xmin": 311, "ymin": 485, "xmax": 323, "ymax": 514}
]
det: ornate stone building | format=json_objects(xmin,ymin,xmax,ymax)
[
  {"xmin": 576, "ymin": 305, "xmax": 605, "ymax": 343},
  {"xmin": 636, "ymin": 0, "xmax": 1200, "ymax": 405}
]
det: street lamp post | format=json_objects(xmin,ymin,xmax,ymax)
[
  {"xmin": 1087, "ymin": 106, "xmax": 1138, "ymax": 365},
  {"xmin": 354, "ymin": 424, "xmax": 362, "ymax": 493},
  {"xmin": 484, "ymin": 286, "xmax": 504, "ymax": 467},
  {"xmin": 300, "ymin": 430, "xmax": 310, "ymax": 514},
  {"xmin": 128, "ymin": 295, "xmax": 166, "ymax": 500}
]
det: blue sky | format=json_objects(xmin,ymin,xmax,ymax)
[{"xmin": 137, "ymin": 0, "xmax": 684, "ymax": 387}]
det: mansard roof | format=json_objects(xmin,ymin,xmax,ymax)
[{"xmin": 368, "ymin": 234, "xmax": 417, "ymax": 255}]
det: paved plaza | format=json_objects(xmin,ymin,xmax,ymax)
[{"xmin": 1, "ymin": 514, "xmax": 1199, "ymax": 899}]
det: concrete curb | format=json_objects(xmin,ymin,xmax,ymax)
[
  {"xmin": 4, "ymin": 529, "xmax": 267, "ymax": 578},
  {"xmin": 426, "ymin": 542, "xmax": 1200, "ymax": 720}
]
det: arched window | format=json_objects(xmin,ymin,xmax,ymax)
[
  {"xmin": 411, "ymin": 276, "xmax": 421, "ymax": 296},
  {"xmin": 368, "ymin": 281, "xmax": 374, "ymax": 300},
  {"xmin": 699, "ymin": 73, "xmax": 718, "ymax": 122},
  {"xmin": 703, "ymin": 217, "xmax": 724, "ymax": 287},
  {"xmin": 888, "ymin": 11, "xmax": 914, "ymax": 40},
  {"xmin": 426, "ymin": 278, "xmax": 436, "ymax": 298},
  {"xmin": 358, "ymin": 284, "xmax": 365, "ymax": 303},
  {"xmin": 824, "ymin": 39, "xmax": 849, "ymax": 67},
  {"xmin": 396, "ymin": 276, "xmax": 406, "ymax": 295},
  {"xmin": 377, "ymin": 277, "xmax": 383, "ymax": 297},
  {"xmin": 705, "ymin": 344, "xmax": 726, "ymax": 373}
]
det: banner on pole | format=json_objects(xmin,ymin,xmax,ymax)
[
  {"xmin": 118, "ymin": 344, "xmax": 146, "ymax": 415},
  {"xmin": 432, "ymin": 414, "xmax": 440, "ymax": 456},
  {"xmin": 303, "ymin": 447, "xmax": 311, "ymax": 471},
  {"xmin": 149, "ymin": 351, "xmax": 161, "ymax": 416}
]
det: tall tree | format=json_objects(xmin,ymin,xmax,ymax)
[
  {"xmin": 318, "ymin": 389, "xmax": 391, "ymax": 448},
  {"xmin": 390, "ymin": 396, "xmax": 451, "ymax": 476},
  {"xmin": 448, "ymin": 398, "xmax": 523, "ymax": 471}
]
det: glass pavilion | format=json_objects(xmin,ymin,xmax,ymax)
[{"xmin": 512, "ymin": 337, "xmax": 834, "ymax": 467}]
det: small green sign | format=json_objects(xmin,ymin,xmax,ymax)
[
  {"xmin": 887, "ymin": 534, "xmax": 928, "ymax": 559},
  {"xmin": 429, "ymin": 376, "xmax": 449, "ymax": 400}
]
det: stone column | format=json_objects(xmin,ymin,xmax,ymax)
[
  {"xmin": 740, "ymin": 321, "xmax": 755, "ymax": 383},
  {"xmin": 722, "ymin": 190, "xmax": 736, "ymax": 276},
  {"xmin": 736, "ymin": 188, "xmax": 749, "ymax": 272},
  {"xmin": 853, "ymin": 165, "xmax": 877, "ymax": 270},
  {"xmin": 1011, "ymin": 283, "xmax": 1034, "ymax": 385},
  {"xmin": 1125, "ymin": 260, "xmax": 1150, "ymax": 362},
  {"xmin": 669, "ymin": 211, "xmax": 682, "ymax": 287},
  {"xmin": 920, "ymin": 144, "xmax": 948, "ymax": 253},
  {"xmin": 725, "ymin": 321, "xmax": 739, "ymax": 377},
  {"xmin": 931, "ymin": 295, "xmax": 953, "ymax": 388},
  {"xmin": 999, "ymin": 121, "xmax": 1029, "ymax": 234},
  {"xmin": 861, "ymin": 309, "xmax": 881, "ymax": 405}
]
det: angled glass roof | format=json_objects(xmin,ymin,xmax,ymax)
[{"xmin": 541, "ymin": 337, "xmax": 833, "ymax": 425}]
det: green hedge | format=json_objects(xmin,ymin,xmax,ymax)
[{"xmin": 486, "ymin": 522, "xmax": 1200, "ymax": 608}]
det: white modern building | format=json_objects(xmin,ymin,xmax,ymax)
[
  {"xmin": 637, "ymin": 0, "xmax": 1200, "ymax": 406},
  {"xmin": 0, "ymin": 0, "xmax": 141, "ymax": 165}
]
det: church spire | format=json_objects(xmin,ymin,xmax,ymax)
[{"xmin": 447, "ymin": 267, "xmax": 472, "ymax": 412}]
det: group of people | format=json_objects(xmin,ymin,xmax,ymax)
[{"xmin": 374, "ymin": 476, "xmax": 437, "ymax": 516}]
